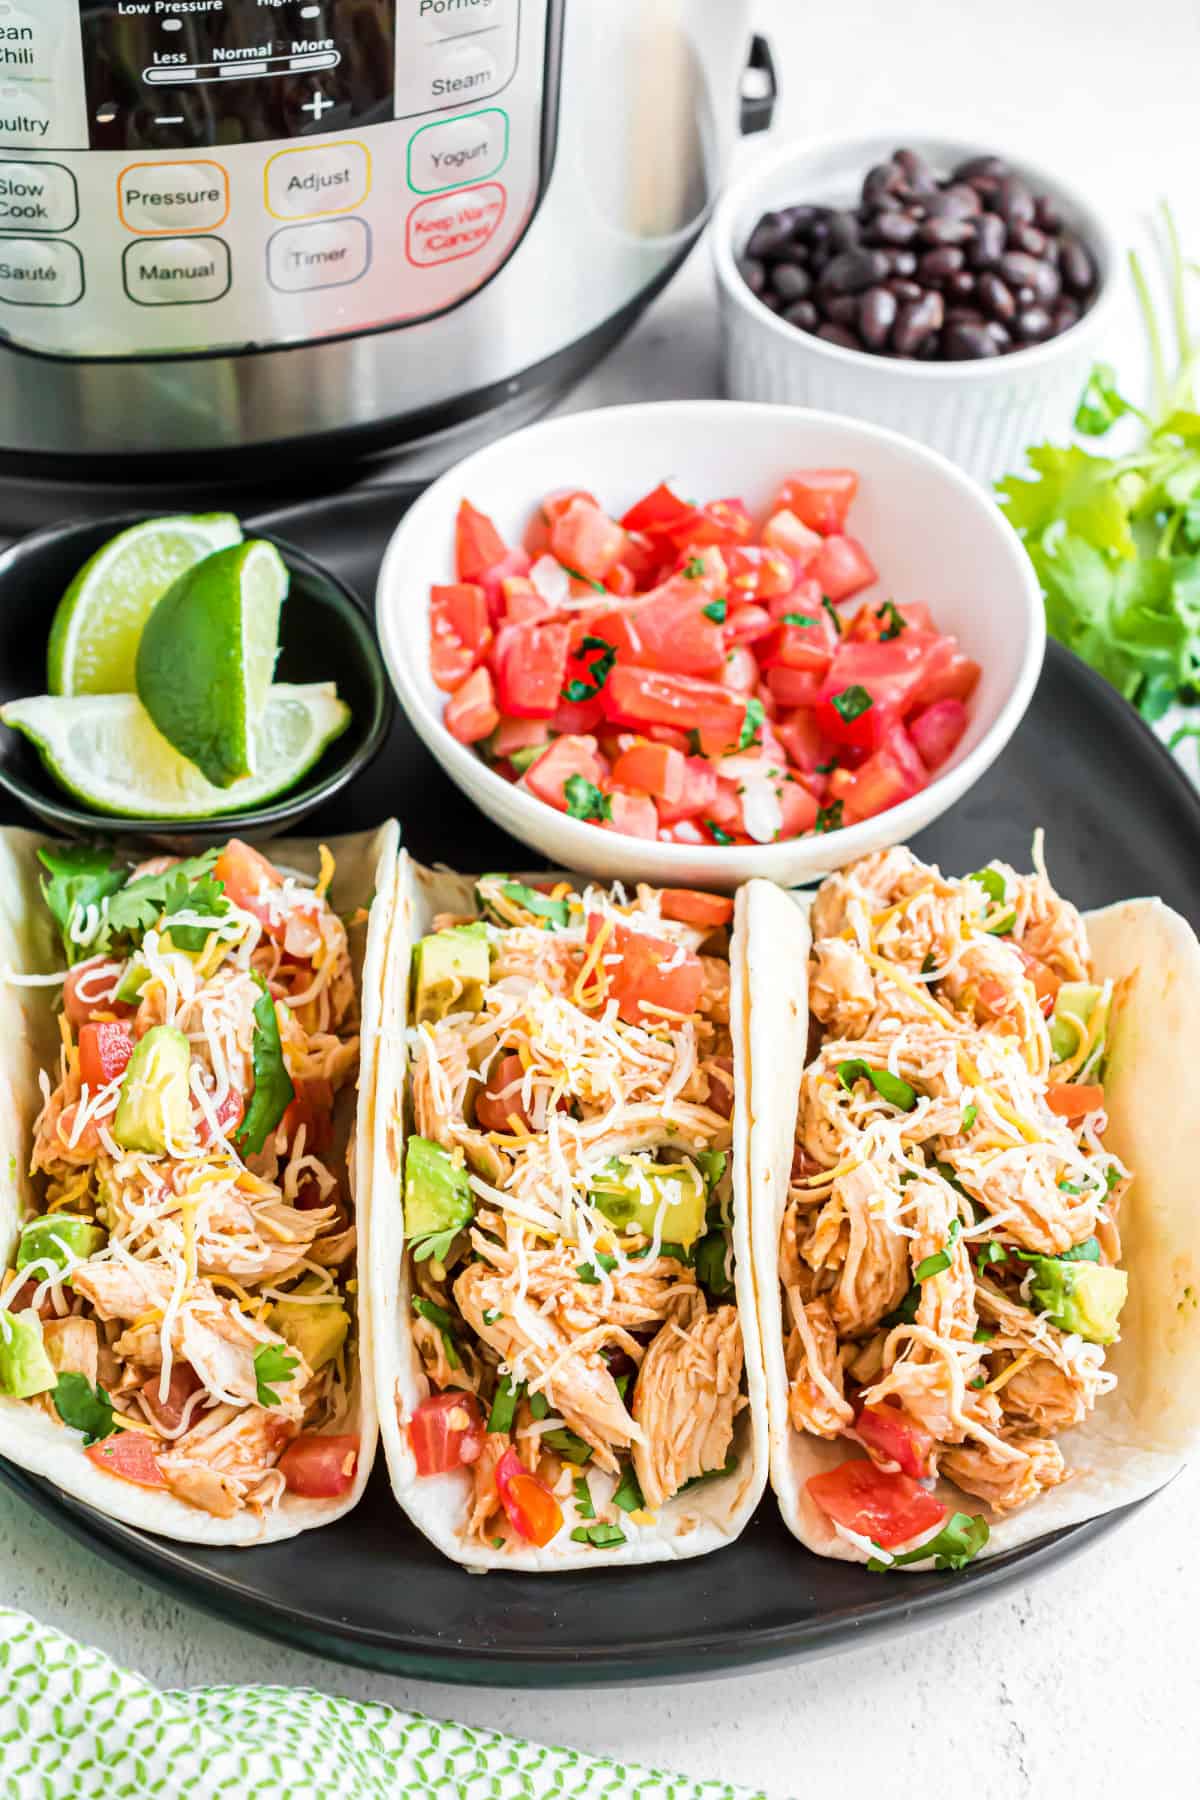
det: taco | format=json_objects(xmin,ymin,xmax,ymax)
[
  {"xmin": 745, "ymin": 840, "xmax": 1200, "ymax": 1570},
  {"xmin": 0, "ymin": 823, "xmax": 398, "ymax": 1545},
  {"xmin": 370, "ymin": 857, "xmax": 768, "ymax": 1570}
]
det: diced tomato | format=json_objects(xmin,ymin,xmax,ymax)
[
  {"xmin": 669, "ymin": 497, "xmax": 754, "ymax": 549},
  {"xmin": 611, "ymin": 742, "xmax": 685, "ymax": 803},
  {"xmin": 281, "ymin": 1076, "xmax": 334, "ymax": 1156},
  {"xmin": 775, "ymin": 776, "xmax": 820, "ymax": 837},
  {"xmin": 620, "ymin": 481, "xmax": 697, "ymax": 537},
  {"xmin": 658, "ymin": 889, "xmax": 734, "ymax": 929},
  {"xmin": 806, "ymin": 1457, "xmax": 947, "ymax": 1549},
  {"xmin": 604, "ymin": 665, "xmax": 747, "ymax": 739},
  {"xmin": 475, "ymin": 1053, "xmax": 531, "ymax": 1134},
  {"xmin": 139, "ymin": 1361, "xmax": 202, "ymax": 1435},
  {"xmin": 604, "ymin": 562, "xmax": 637, "ymax": 596},
  {"xmin": 523, "ymin": 734, "xmax": 608, "ymax": 813},
  {"xmin": 909, "ymin": 698, "xmax": 969, "ymax": 770},
  {"xmin": 759, "ymin": 614, "xmax": 837, "ymax": 676},
  {"xmin": 85, "ymin": 1430, "xmax": 168, "ymax": 1490},
  {"xmin": 854, "ymin": 1400, "xmax": 934, "ymax": 1479},
  {"xmin": 492, "ymin": 716, "xmax": 550, "ymax": 759},
  {"xmin": 62, "ymin": 957, "xmax": 133, "ymax": 1027},
  {"xmin": 455, "ymin": 499, "xmax": 509, "ymax": 583},
  {"xmin": 445, "ymin": 665, "xmax": 500, "ymax": 744},
  {"xmin": 493, "ymin": 1447, "xmax": 563, "ymax": 1545},
  {"xmin": 213, "ymin": 839, "xmax": 282, "ymax": 929},
  {"xmin": 593, "ymin": 580, "xmax": 726, "ymax": 680},
  {"xmin": 845, "ymin": 598, "xmax": 935, "ymax": 643},
  {"xmin": 78, "ymin": 1019, "xmax": 134, "ymax": 1089},
  {"xmin": 476, "ymin": 549, "xmax": 533, "ymax": 623},
  {"xmin": 549, "ymin": 496, "xmax": 625, "ymax": 580},
  {"xmin": 775, "ymin": 469, "xmax": 858, "ymax": 535},
  {"xmin": 408, "ymin": 1392, "xmax": 486, "ymax": 1475},
  {"xmin": 912, "ymin": 641, "xmax": 982, "ymax": 708},
  {"xmin": 279, "ymin": 1433, "xmax": 360, "ymax": 1498},
  {"xmin": 762, "ymin": 508, "xmax": 823, "ymax": 566},
  {"xmin": 1045, "ymin": 1082, "xmax": 1105, "ymax": 1120},
  {"xmin": 551, "ymin": 695, "xmax": 606, "ymax": 735},
  {"xmin": 810, "ymin": 533, "xmax": 877, "ymax": 602},
  {"xmin": 815, "ymin": 636, "xmax": 938, "ymax": 750},
  {"xmin": 492, "ymin": 619, "xmax": 571, "ymax": 719},
  {"xmin": 587, "ymin": 914, "xmax": 704, "ymax": 1026},
  {"xmin": 725, "ymin": 604, "xmax": 774, "ymax": 646},
  {"xmin": 500, "ymin": 577, "xmax": 549, "ymax": 624},
  {"xmin": 655, "ymin": 755, "xmax": 719, "ymax": 825},
  {"xmin": 541, "ymin": 487, "xmax": 600, "ymax": 528},
  {"xmin": 644, "ymin": 724, "xmax": 692, "ymax": 754},
  {"xmin": 774, "ymin": 707, "xmax": 831, "ymax": 772},
  {"xmin": 604, "ymin": 791, "xmax": 659, "ymax": 838},
  {"xmin": 721, "ymin": 644, "xmax": 760, "ymax": 693},
  {"xmin": 727, "ymin": 545, "xmax": 797, "ymax": 601},
  {"xmin": 430, "ymin": 582, "xmax": 489, "ymax": 691},
  {"xmin": 618, "ymin": 529, "xmax": 667, "ymax": 589},
  {"xmin": 766, "ymin": 666, "xmax": 824, "ymax": 709},
  {"xmin": 195, "ymin": 1086, "xmax": 245, "ymax": 1146},
  {"xmin": 838, "ymin": 727, "xmax": 928, "ymax": 823},
  {"xmin": 1016, "ymin": 945, "xmax": 1061, "ymax": 1005}
]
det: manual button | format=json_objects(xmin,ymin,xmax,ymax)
[
  {"xmin": 265, "ymin": 141, "xmax": 370, "ymax": 220},
  {"xmin": 267, "ymin": 217, "xmax": 371, "ymax": 293},
  {"xmin": 123, "ymin": 236, "xmax": 231, "ymax": 307},
  {"xmin": 0, "ymin": 160, "xmax": 77, "ymax": 232},
  {"xmin": 0, "ymin": 236, "xmax": 83, "ymax": 307},
  {"xmin": 118, "ymin": 161, "xmax": 230, "ymax": 235}
]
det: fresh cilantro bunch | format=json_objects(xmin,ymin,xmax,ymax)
[
  {"xmin": 998, "ymin": 202, "xmax": 1200, "ymax": 724},
  {"xmin": 38, "ymin": 843, "xmax": 226, "ymax": 962}
]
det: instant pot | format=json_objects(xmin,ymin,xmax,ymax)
[{"xmin": 0, "ymin": 2, "xmax": 774, "ymax": 526}]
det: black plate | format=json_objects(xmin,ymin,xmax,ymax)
[{"xmin": 1, "ymin": 487, "xmax": 1193, "ymax": 1686}]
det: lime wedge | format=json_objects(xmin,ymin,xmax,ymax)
[
  {"xmin": 48, "ymin": 513, "xmax": 243, "ymax": 696},
  {"xmin": 1, "ymin": 684, "xmax": 350, "ymax": 820},
  {"xmin": 135, "ymin": 539, "xmax": 289, "ymax": 788}
]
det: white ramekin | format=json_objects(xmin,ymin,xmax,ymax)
[{"xmin": 712, "ymin": 134, "xmax": 1121, "ymax": 488}]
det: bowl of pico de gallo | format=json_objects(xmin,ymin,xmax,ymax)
[{"xmin": 375, "ymin": 400, "xmax": 1043, "ymax": 888}]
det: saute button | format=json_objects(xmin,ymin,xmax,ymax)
[
  {"xmin": 267, "ymin": 217, "xmax": 371, "ymax": 292},
  {"xmin": 408, "ymin": 109, "xmax": 508, "ymax": 194},
  {"xmin": 428, "ymin": 40, "xmax": 499, "ymax": 105},
  {"xmin": 265, "ymin": 142, "xmax": 371, "ymax": 220},
  {"xmin": 0, "ymin": 160, "xmax": 78, "ymax": 232},
  {"xmin": 0, "ymin": 237, "xmax": 83, "ymax": 307},
  {"xmin": 118, "ymin": 161, "xmax": 229, "ymax": 234},
  {"xmin": 123, "ymin": 237, "xmax": 231, "ymax": 306},
  {"xmin": 406, "ymin": 182, "xmax": 506, "ymax": 266}
]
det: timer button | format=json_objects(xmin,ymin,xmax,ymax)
[
  {"xmin": 408, "ymin": 109, "xmax": 508, "ymax": 195},
  {"xmin": 265, "ymin": 142, "xmax": 371, "ymax": 221},
  {"xmin": 267, "ymin": 217, "xmax": 371, "ymax": 292},
  {"xmin": 123, "ymin": 236, "xmax": 231, "ymax": 307},
  {"xmin": 0, "ymin": 236, "xmax": 83, "ymax": 307},
  {"xmin": 118, "ymin": 161, "xmax": 229, "ymax": 235},
  {"xmin": 0, "ymin": 160, "xmax": 78, "ymax": 232}
]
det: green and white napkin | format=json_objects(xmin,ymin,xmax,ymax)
[{"xmin": 0, "ymin": 1608, "xmax": 763, "ymax": 1799}]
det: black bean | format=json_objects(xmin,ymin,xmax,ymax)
[
  {"xmin": 822, "ymin": 247, "xmax": 889, "ymax": 293},
  {"xmin": 868, "ymin": 210, "xmax": 919, "ymax": 247},
  {"xmin": 1051, "ymin": 297, "xmax": 1081, "ymax": 334},
  {"xmin": 948, "ymin": 271, "xmax": 977, "ymax": 299},
  {"xmin": 942, "ymin": 183, "xmax": 983, "ymax": 216},
  {"xmin": 996, "ymin": 175, "xmax": 1036, "ymax": 226},
  {"xmin": 862, "ymin": 162, "xmax": 903, "ymax": 207},
  {"xmin": 919, "ymin": 216, "xmax": 974, "ymax": 247},
  {"xmin": 827, "ymin": 212, "xmax": 860, "ymax": 252},
  {"xmin": 968, "ymin": 212, "xmax": 1007, "ymax": 269},
  {"xmin": 954, "ymin": 154, "xmax": 1010, "ymax": 181},
  {"xmin": 784, "ymin": 299, "xmax": 819, "ymax": 330},
  {"xmin": 967, "ymin": 174, "xmax": 1003, "ymax": 202},
  {"xmin": 915, "ymin": 333, "xmax": 941, "ymax": 360},
  {"xmin": 1000, "ymin": 251, "xmax": 1060, "ymax": 307},
  {"xmin": 1016, "ymin": 285, "xmax": 1036, "ymax": 308},
  {"xmin": 1058, "ymin": 234, "xmax": 1095, "ymax": 295},
  {"xmin": 944, "ymin": 307, "xmax": 987, "ymax": 327},
  {"xmin": 760, "ymin": 293, "xmax": 783, "ymax": 313},
  {"xmin": 1034, "ymin": 194, "xmax": 1062, "ymax": 233},
  {"xmin": 808, "ymin": 219, "xmax": 831, "ymax": 247},
  {"xmin": 892, "ymin": 290, "xmax": 944, "ymax": 354},
  {"xmin": 1009, "ymin": 224, "xmax": 1047, "ymax": 257},
  {"xmin": 782, "ymin": 204, "xmax": 819, "ymax": 236},
  {"xmin": 738, "ymin": 257, "xmax": 766, "ymax": 296},
  {"xmin": 985, "ymin": 320, "xmax": 1012, "ymax": 351},
  {"xmin": 771, "ymin": 263, "xmax": 811, "ymax": 302},
  {"xmin": 918, "ymin": 246, "xmax": 965, "ymax": 285},
  {"xmin": 859, "ymin": 285, "xmax": 898, "ymax": 348},
  {"xmin": 817, "ymin": 322, "xmax": 862, "ymax": 351},
  {"xmin": 1014, "ymin": 305, "xmax": 1052, "ymax": 341},
  {"xmin": 1040, "ymin": 236, "xmax": 1060, "ymax": 267},
  {"xmin": 823, "ymin": 293, "xmax": 861, "ymax": 326},
  {"xmin": 924, "ymin": 188, "xmax": 977, "ymax": 220},
  {"xmin": 894, "ymin": 147, "xmax": 937, "ymax": 191},
  {"xmin": 943, "ymin": 319, "xmax": 1000, "ymax": 359},
  {"xmin": 891, "ymin": 250, "xmax": 918, "ymax": 277},
  {"xmin": 746, "ymin": 212, "xmax": 793, "ymax": 259},
  {"xmin": 977, "ymin": 271, "xmax": 1016, "ymax": 320},
  {"xmin": 887, "ymin": 278, "xmax": 923, "ymax": 303}
]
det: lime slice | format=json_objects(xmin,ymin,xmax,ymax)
[
  {"xmin": 135, "ymin": 539, "xmax": 289, "ymax": 788},
  {"xmin": 48, "ymin": 513, "xmax": 243, "ymax": 696},
  {"xmin": 1, "ymin": 684, "xmax": 350, "ymax": 820}
]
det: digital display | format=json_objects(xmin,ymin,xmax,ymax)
[{"xmin": 78, "ymin": 0, "xmax": 396, "ymax": 150}]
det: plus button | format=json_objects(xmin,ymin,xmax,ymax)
[{"xmin": 301, "ymin": 91, "xmax": 334, "ymax": 122}]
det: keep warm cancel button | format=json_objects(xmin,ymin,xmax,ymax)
[{"xmin": 406, "ymin": 182, "xmax": 506, "ymax": 266}]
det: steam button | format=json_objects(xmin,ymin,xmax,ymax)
[{"xmin": 428, "ymin": 40, "xmax": 499, "ymax": 105}]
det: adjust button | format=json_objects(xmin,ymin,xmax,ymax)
[
  {"xmin": 123, "ymin": 236, "xmax": 231, "ymax": 307},
  {"xmin": 265, "ymin": 141, "xmax": 370, "ymax": 220},
  {"xmin": 267, "ymin": 217, "xmax": 371, "ymax": 292},
  {"xmin": 118, "ymin": 161, "xmax": 230, "ymax": 235},
  {"xmin": 0, "ymin": 236, "xmax": 83, "ymax": 307},
  {"xmin": 0, "ymin": 160, "xmax": 78, "ymax": 232},
  {"xmin": 408, "ymin": 108, "xmax": 508, "ymax": 194}
]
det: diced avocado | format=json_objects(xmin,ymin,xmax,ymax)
[
  {"xmin": 588, "ymin": 1155, "xmax": 708, "ymax": 1249},
  {"xmin": 1049, "ymin": 982, "xmax": 1103, "ymax": 1064},
  {"xmin": 113, "ymin": 960, "xmax": 150, "ymax": 1005},
  {"xmin": 112, "ymin": 1024, "xmax": 191, "ymax": 1153},
  {"xmin": 404, "ymin": 1136, "xmax": 474, "ymax": 1244},
  {"xmin": 16, "ymin": 1215, "xmax": 106, "ymax": 1276},
  {"xmin": 412, "ymin": 922, "xmax": 490, "ymax": 1024},
  {"xmin": 695, "ymin": 1150, "xmax": 728, "ymax": 1191},
  {"xmin": 269, "ymin": 1278, "xmax": 349, "ymax": 1373},
  {"xmin": 0, "ymin": 1309, "xmax": 57, "ymax": 1399},
  {"xmin": 1030, "ymin": 1258, "xmax": 1127, "ymax": 1344}
]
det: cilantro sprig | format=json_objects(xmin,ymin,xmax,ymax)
[
  {"xmin": 253, "ymin": 1343, "xmax": 300, "ymax": 1407},
  {"xmin": 867, "ymin": 1511, "xmax": 990, "ymax": 1573},
  {"xmin": 564, "ymin": 774, "xmax": 612, "ymax": 822}
]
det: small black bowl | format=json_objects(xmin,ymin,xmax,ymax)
[{"xmin": 0, "ymin": 513, "xmax": 393, "ymax": 847}]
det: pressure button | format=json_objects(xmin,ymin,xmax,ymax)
[{"xmin": 118, "ymin": 161, "xmax": 229, "ymax": 235}]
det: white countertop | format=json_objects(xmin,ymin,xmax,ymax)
[{"xmin": 4, "ymin": 4, "xmax": 1200, "ymax": 1795}]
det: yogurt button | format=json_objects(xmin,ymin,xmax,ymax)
[
  {"xmin": 408, "ymin": 109, "xmax": 507, "ymax": 194},
  {"xmin": 123, "ymin": 236, "xmax": 231, "ymax": 306},
  {"xmin": 0, "ymin": 160, "xmax": 77, "ymax": 231},
  {"xmin": 0, "ymin": 236, "xmax": 82, "ymax": 307}
]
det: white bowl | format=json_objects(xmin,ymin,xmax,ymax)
[
  {"xmin": 712, "ymin": 134, "xmax": 1121, "ymax": 487},
  {"xmin": 376, "ymin": 399, "xmax": 1044, "ymax": 891}
]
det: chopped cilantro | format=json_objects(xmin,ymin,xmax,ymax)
[
  {"xmin": 573, "ymin": 1475, "xmax": 596, "ymax": 1520},
  {"xmin": 836, "ymin": 1059, "xmax": 917, "ymax": 1111},
  {"xmin": 528, "ymin": 1389, "xmax": 549, "ymax": 1421},
  {"xmin": 867, "ymin": 1511, "xmax": 989, "ymax": 1573},
  {"xmin": 564, "ymin": 775, "xmax": 612, "ymax": 822},
  {"xmin": 680, "ymin": 1453, "xmax": 739, "ymax": 1493},
  {"xmin": 52, "ymin": 1373, "xmax": 115, "ymax": 1445},
  {"xmin": 782, "ymin": 612, "xmax": 819, "ymax": 626},
  {"xmin": 814, "ymin": 759, "xmax": 836, "ymax": 774},
  {"xmin": 694, "ymin": 1228, "xmax": 734, "ymax": 1297},
  {"xmin": 570, "ymin": 1522, "xmax": 627, "ymax": 1549},
  {"xmin": 562, "ymin": 635, "xmax": 616, "ymax": 703},
  {"xmin": 875, "ymin": 600, "xmax": 906, "ymax": 640},
  {"xmin": 821, "ymin": 596, "xmax": 843, "ymax": 636},
  {"xmin": 487, "ymin": 1373, "xmax": 522, "ymax": 1434},
  {"xmin": 560, "ymin": 564, "xmax": 605, "ymax": 593},
  {"xmin": 683, "ymin": 556, "xmax": 705, "ymax": 579},
  {"xmin": 973, "ymin": 1327, "xmax": 996, "ymax": 1343},
  {"xmin": 830, "ymin": 684, "xmax": 873, "ymax": 723},
  {"xmin": 704, "ymin": 819, "xmax": 733, "ymax": 846},
  {"xmin": 738, "ymin": 697, "xmax": 765, "ymax": 750},
  {"xmin": 413, "ymin": 1297, "xmax": 462, "ymax": 1371},
  {"xmin": 961, "ymin": 1103, "xmax": 978, "ymax": 1132},
  {"xmin": 544, "ymin": 1427, "xmax": 592, "ymax": 1465},
  {"xmin": 975, "ymin": 1241, "xmax": 1009, "ymax": 1267},
  {"xmin": 913, "ymin": 1248, "xmax": 952, "ymax": 1282},
  {"xmin": 815, "ymin": 799, "xmax": 844, "ymax": 834},
  {"xmin": 490, "ymin": 1536, "xmax": 506, "ymax": 1549},
  {"xmin": 498, "ymin": 879, "xmax": 570, "ymax": 929},
  {"xmin": 253, "ymin": 1343, "xmax": 299, "ymax": 1407},
  {"xmin": 702, "ymin": 599, "xmax": 727, "ymax": 623},
  {"xmin": 611, "ymin": 1467, "xmax": 645, "ymax": 1513}
]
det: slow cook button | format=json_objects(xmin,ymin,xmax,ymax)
[
  {"xmin": 118, "ymin": 161, "xmax": 229, "ymax": 234},
  {"xmin": 408, "ymin": 109, "xmax": 507, "ymax": 195},
  {"xmin": 267, "ymin": 217, "xmax": 371, "ymax": 292},
  {"xmin": 0, "ymin": 161, "xmax": 78, "ymax": 231},
  {"xmin": 406, "ymin": 181, "xmax": 506, "ymax": 266},
  {"xmin": 123, "ymin": 236, "xmax": 231, "ymax": 306},
  {"xmin": 0, "ymin": 237, "xmax": 83, "ymax": 307},
  {"xmin": 265, "ymin": 141, "xmax": 370, "ymax": 221}
]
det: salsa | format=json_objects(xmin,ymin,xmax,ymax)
[{"xmin": 429, "ymin": 472, "xmax": 980, "ymax": 847}]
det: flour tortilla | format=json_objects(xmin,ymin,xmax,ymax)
[
  {"xmin": 743, "ymin": 876, "xmax": 1200, "ymax": 1565},
  {"xmin": 0, "ymin": 821, "xmax": 399, "ymax": 1546},
  {"xmin": 370, "ymin": 852, "xmax": 768, "ymax": 1571}
]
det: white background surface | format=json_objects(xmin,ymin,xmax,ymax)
[{"xmin": 4, "ymin": 3, "xmax": 1200, "ymax": 1796}]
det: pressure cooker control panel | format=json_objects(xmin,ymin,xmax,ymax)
[{"xmin": 0, "ymin": 0, "xmax": 555, "ymax": 358}]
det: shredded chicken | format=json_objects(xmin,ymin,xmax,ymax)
[{"xmin": 632, "ymin": 1297, "xmax": 744, "ymax": 1508}]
